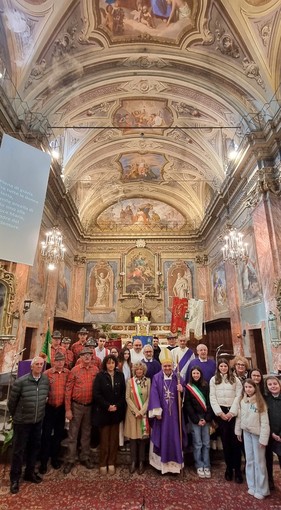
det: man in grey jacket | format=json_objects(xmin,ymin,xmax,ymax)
[{"xmin": 8, "ymin": 356, "xmax": 49, "ymax": 494}]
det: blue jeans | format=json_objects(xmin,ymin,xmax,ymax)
[
  {"xmin": 190, "ymin": 421, "xmax": 210, "ymax": 469},
  {"xmin": 244, "ymin": 431, "xmax": 269, "ymax": 497}
]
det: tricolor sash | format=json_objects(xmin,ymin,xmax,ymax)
[
  {"xmin": 186, "ymin": 383, "xmax": 207, "ymax": 412},
  {"xmin": 131, "ymin": 377, "xmax": 149, "ymax": 438}
]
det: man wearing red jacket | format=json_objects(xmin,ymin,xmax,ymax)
[{"xmin": 63, "ymin": 347, "xmax": 99, "ymax": 474}]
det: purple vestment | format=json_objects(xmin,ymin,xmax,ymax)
[{"xmin": 148, "ymin": 370, "xmax": 186, "ymax": 466}]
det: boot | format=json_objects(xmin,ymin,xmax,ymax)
[
  {"xmin": 129, "ymin": 462, "xmax": 136, "ymax": 474},
  {"xmin": 138, "ymin": 461, "xmax": 145, "ymax": 475}
]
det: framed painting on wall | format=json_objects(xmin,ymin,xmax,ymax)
[
  {"xmin": 122, "ymin": 247, "xmax": 159, "ymax": 296},
  {"xmin": 212, "ymin": 264, "xmax": 228, "ymax": 314},
  {"xmin": 237, "ymin": 232, "xmax": 262, "ymax": 305}
]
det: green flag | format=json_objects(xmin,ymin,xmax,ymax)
[{"xmin": 41, "ymin": 323, "xmax": 52, "ymax": 364}]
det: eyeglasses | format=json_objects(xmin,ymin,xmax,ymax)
[{"xmin": 236, "ymin": 363, "xmax": 245, "ymax": 367}]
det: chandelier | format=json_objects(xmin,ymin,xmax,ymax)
[
  {"xmin": 41, "ymin": 227, "xmax": 66, "ymax": 270},
  {"xmin": 221, "ymin": 226, "xmax": 248, "ymax": 264}
]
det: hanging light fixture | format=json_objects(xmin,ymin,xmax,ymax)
[
  {"xmin": 221, "ymin": 225, "xmax": 248, "ymax": 264},
  {"xmin": 41, "ymin": 227, "xmax": 66, "ymax": 270}
]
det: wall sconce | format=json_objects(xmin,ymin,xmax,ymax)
[
  {"xmin": 156, "ymin": 271, "xmax": 166, "ymax": 291},
  {"xmin": 23, "ymin": 300, "xmax": 33, "ymax": 314}
]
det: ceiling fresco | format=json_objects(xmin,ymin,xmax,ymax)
[{"xmin": 0, "ymin": 0, "xmax": 280, "ymax": 239}]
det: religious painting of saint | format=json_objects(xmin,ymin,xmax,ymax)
[
  {"xmin": 238, "ymin": 234, "xmax": 262, "ymax": 305},
  {"xmin": 98, "ymin": 0, "xmax": 199, "ymax": 42},
  {"xmin": 119, "ymin": 152, "xmax": 165, "ymax": 182},
  {"xmin": 212, "ymin": 265, "xmax": 228, "ymax": 313},
  {"xmin": 167, "ymin": 261, "xmax": 193, "ymax": 309},
  {"xmin": 113, "ymin": 99, "xmax": 173, "ymax": 133},
  {"xmin": 124, "ymin": 248, "xmax": 157, "ymax": 294},
  {"xmin": 27, "ymin": 245, "xmax": 46, "ymax": 303},
  {"xmin": 87, "ymin": 261, "xmax": 114, "ymax": 312},
  {"xmin": 56, "ymin": 262, "xmax": 71, "ymax": 312},
  {"xmin": 96, "ymin": 198, "xmax": 186, "ymax": 233}
]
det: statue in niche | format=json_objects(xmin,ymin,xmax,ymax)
[
  {"xmin": 88, "ymin": 262, "xmax": 113, "ymax": 312},
  {"xmin": 94, "ymin": 270, "xmax": 110, "ymax": 307},
  {"xmin": 173, "ymin": 271, "xmax": 189, "ymax": 299}
]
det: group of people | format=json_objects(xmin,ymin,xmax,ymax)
[{"xmin": 7, "ymin": 329, "xmax": 281, "ymax": 502}]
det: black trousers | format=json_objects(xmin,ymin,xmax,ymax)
[
  {"xmin": 266, "ymin": 441, "xmax": 281, "ymax": 482},
  {"xmin": 217, "ymin": 409, "xmax": 241, "ymax": 472},
  {"xmin": 10, "ymin": 421, "xmax": 42, "ymax": 482},
  {"xmin": 130, "ymin": 439, "xmax": 147, "ymax": 464},
  {"xmin": 40, "ymin": 403, "xmax": 65, "ymax": 466}
]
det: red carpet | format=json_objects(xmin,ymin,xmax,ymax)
[{"xmin": 0, "ymin": 460, "xmax": 280, "ymax": 510}]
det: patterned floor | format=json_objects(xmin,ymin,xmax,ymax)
[{"xmin": 0, "ymin": 459, "xmax": 280, "ymax": 510}]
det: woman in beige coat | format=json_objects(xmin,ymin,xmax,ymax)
[{"xmin": 124, "ymin": 362, "xmax": 151, "ymax": 475}]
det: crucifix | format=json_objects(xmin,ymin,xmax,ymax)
[{"xmin": 136, "ymin": 283, "xmax": 150, "ymax": 316}]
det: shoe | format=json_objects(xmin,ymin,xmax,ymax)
[
  {"xmin": 99, "ymin": 466, "xmax": 107, "ymax": 475},
  {"xmin": 119, "ymin": 446, "xmax": 126, "ymax": 452},
  {"xmin": 204, "ymin": 468, "xmax": 211, "ymax": 478},
  {"xmin": 247, "ymin": 489, "xmax": 255, "ymax": 496},
  {"xmin": 81, "ymin": 459, "xmax": 94, "ymax": 469},
  {"xmin": 254, "ymin": 494, "xmax": 264, "ymax": 500},
  {"xmin": 197, "ymin": 467, "xmax": 205, "ymax": 478},
  {"xmin": 10, "ymin": 481, "xmax": 19, "ymax": 494},
  {"xmin": 108, "ymin": 465, "xmax": 115, "ymax": 475},
  {"xmin": 235, "ymin": 471, "xmax": 243, "ymax": 484},
  {"xmin": 225, "ymin": 469, "xmax": 233, "ymax": 481},
  {"xmin": 39, "ymin": 464, "xmax": 47, "ymax": 475},
  {"xmin": 129, "ymin": 462, "xmax": 136, "ymax": 474},
  {"xmin": 23, "ymin": 473, "xmax": 42, "ymax": 484},
  {"xmin": 138, "ymin": 462, "xmax": 145, "ymax": 475},
  {"xmin": 51, "ymin": 460, "xmax": 62, "ymax": 470},
  {"xmin": 63, "ymin": 463, "xmax": 74, "ymax": 475}
]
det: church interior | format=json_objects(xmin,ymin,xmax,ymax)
[{"xmin": 0, "ymin": 0, "xmax": 281, "ymax": 381}]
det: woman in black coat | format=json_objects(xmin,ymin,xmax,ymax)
[{"xmin": 92, "ymin": 354, "xmax": 126, "ymax": 475}]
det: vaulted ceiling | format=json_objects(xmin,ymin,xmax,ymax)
[{"xmin": 0, "ymin": 0, "xmax": 280, "ymax": 240}]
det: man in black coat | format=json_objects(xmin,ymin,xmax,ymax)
[{"xmin": 8, "ymin": 356, "xmax": 49, "ymax": 494}]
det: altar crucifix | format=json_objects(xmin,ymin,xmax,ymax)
[{"xmin": 136, "ymin": 283, "xmax": 150, "ymax": 316}]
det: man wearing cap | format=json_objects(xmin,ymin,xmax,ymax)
[
  {"xmin": 50, "ymin": 330, "xmax": 66, "ymax": 367},
  {"xmin": 171, "ymin": 335, "xmax": 195, "ymax": 380},
  {"xmin": 166, "ymin": 333, "xmax": 177, "ymax": 351},
  {"xmin": 142, "ymin": 344, "xmax": 161, "ymax": 381},
  {"xmin": 39, "ymin": 351, "xmax": 70, "ymax": 474},
  {"xmin": 148, "ymin": 348, "xmax": 186, "ymax": 474},
  {"xmin": 71, "ymin": 327, "xmax": 88, "ymax": 364},
  {"xmin": 63, "ymin": 347, "xmax": 99, "ymax": 474},
  {"xmin": 61, "ymin": 337, "xmax": 74, "ymax": 370},
  {"xmin": 8, "ymin": 356, "xmax": 49, "ymax": 494},
  {"xmin": 94, "ymin": 333, "xmax": 110, "ymax": 362},
  {"xmin": 76, "ymin": 337, "xmax": 102, "ymax": 371}
]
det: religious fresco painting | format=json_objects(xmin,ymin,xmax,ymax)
[
  {"xmin": 27, "ymin": 245, "xmax": 46, "ymax": 304},
  {"xmin": 98, "ymin": 0, "xmax": 199, "ymax": 41},
  {"xmin": 167, "ymin": 260, "xmax": 194, "ymax": 310},
  {"xmin": 86, "ymin": 261, "xmax": 115, "ymax": 314},
  {"xmin": 212, "ymin": 264, "xmax": 228, "ymax": 314},
  {"xmin": 119, "ymin": 152, "xmax": 166, "ymax": 182},
  {"xmin": 113, "ymin": 99, "xmax": 173, "ymax": 133},
  {"xmin": 124, "ymin": 248, "xmax": 157, "ymax": 295},
  {"xmin": 56, "ymin": 262, "xmax": 71, "ymax": 313},
  {"xmin": 96, "ymin": 199, "xmax": 186, "ymax": 233},
  {"xmin": 238, "ymin": 233, "xmax": 262, "ymax": 305}
]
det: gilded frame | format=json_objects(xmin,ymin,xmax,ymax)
[{"xmin": 0, "ymin": 265, "xmax": 16, "ymax": 334}]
